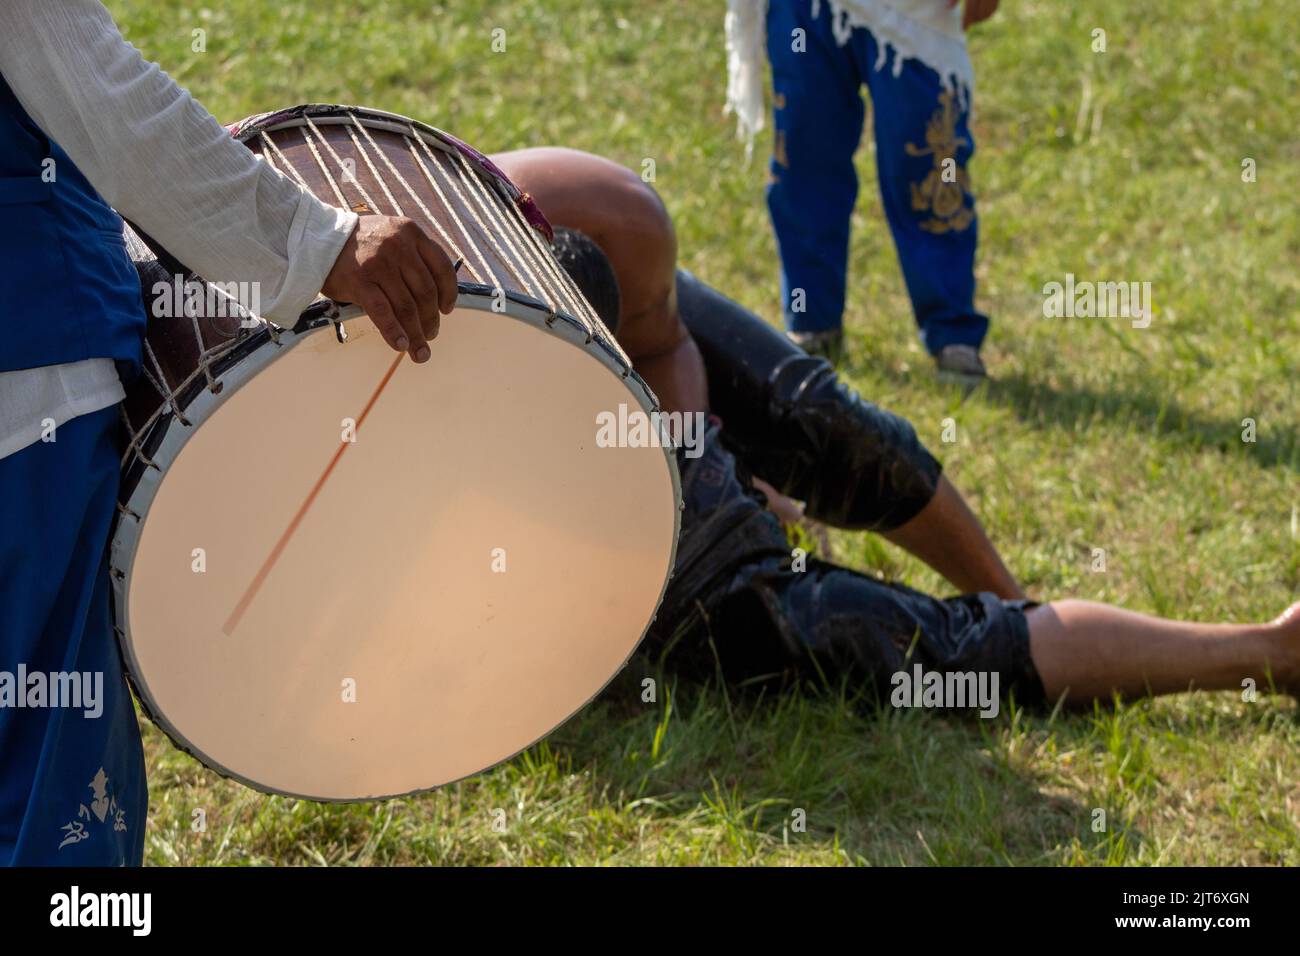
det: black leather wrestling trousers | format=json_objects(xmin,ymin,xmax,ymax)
[{"xmin": 675, "ymin": 269, "xmax": 942, "ymax": 532}]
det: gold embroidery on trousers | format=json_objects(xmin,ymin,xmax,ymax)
[
  {"xmin": 772, "ymin": 92, "xmax": 789, "ymax": 169},
  {"xmin": 773, "ymin": 129, "xmax": 789, "ymax": 169},
  {"xmin": 905, "ymin": 90, "xmax": 974, "ymax": 234}
]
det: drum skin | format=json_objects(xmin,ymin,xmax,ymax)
[{"xmin": 116, "ymin": 298, "xmax": 678, "ymax": 800}]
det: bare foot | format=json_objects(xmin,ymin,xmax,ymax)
[
  {"xmin": 1272, "ymin": 601, "xmax": 1300, "ymax": 631},
  {"xmin": 1269, "ymin": 601, "xmax": 1300, "ymax": 694}
]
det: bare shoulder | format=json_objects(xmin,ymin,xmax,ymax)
[
  {"xmin": 489, "ymin": 147, "xmax": 670, "ymax": 242},
  {"xmin": 488, "ymin": 147, "xmax": 681, "ymax": 362}
]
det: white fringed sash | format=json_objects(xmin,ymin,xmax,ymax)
[{"xmin": 725, "ymin": 0, "xmax": 974, "ymax": 154}]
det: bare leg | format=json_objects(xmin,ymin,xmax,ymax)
[{"xmin": 1027, "ymin": 600, "xmax": 1300, "ymax": 705}]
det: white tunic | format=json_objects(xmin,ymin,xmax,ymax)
[{"xmin": 0, "ymin": 0, "xmax": 357, "ymax": 460}]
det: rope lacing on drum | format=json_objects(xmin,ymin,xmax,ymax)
[
  {"xmin": 494, "ymin": 179, "xmax": 615, "ymax": 347},
  {"xmin": 448, "ymin": 148, "xmax": 552, "ymax": 311},
  {"xmin": 118, "ymin": 328, "xmax": 254, "ymax": 470},
  {"xmin": 259, "ymin": 132, "xmax": 313, "ymax": 191},
  {"xmin": 507, "ymin": 200, "xmax": 591, "ymax": 326},
  {"xmin": 490, "ymin": 191, "xmax": 576, "ymax": 323},
  {"xmin": 292, "ymin": 128, "xmax": 349, "ymax": 209},
  {"xmin": 119, "ymin": 406, "xmax": 160, "ymax": 471},
  {"xmin": 190, "ymin": 311, "xmax": 219, "ymax": 392},
  {"xmin": 343, "ymin": 116, "xmax": 404, "ymax": 216},
  {"xmin": 303, "ymin": 114, "xmax": 383, "ymax": 215},
  {"xmin": 471, "ymin": 178, "xmax": 552, "ymax": 312},
  {"xmin": 342, "ymin": 113, "xmax": 477, "ymax": 288},
  {"xmin": 502, "ymin": 193, "xmax": 635, "ymax": 376},
  {"xmin": 407, "ymin": 131, "xmax": 497, "ymax": 287},
  {"xmin": 397, "ymin": 135, "xmax": 478, "ymax": 282},
  {"xmin": 445, "ymin": 151, "xmax": 545, "ymax": 313},
  {"xmin": 143, "ymin": 339, "xmax": 192, "ymax": 427}
]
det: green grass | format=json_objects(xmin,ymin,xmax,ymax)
[{"xmin": 114, "ymin": 0, "xmax": 1299, "ymax": 865}]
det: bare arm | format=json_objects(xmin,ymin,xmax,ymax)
[{"xmin": 881, "ymin": 475, "xmax": 1025, "ymax": 600}]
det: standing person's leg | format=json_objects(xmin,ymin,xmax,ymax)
[
  {"xmin": 0, "ymin": 405, "xmax": 147, "ymax": 866},
  {"xmin": 858, "ymin": 34, "xmax": 988, "ymax": 367},
  {"xmin": 765, "ymin": 0, "xmax": 864, "ymax": 346}
]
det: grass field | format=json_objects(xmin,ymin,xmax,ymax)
[{"xmin": 114, "ymin": 0, "xmax": 1299, "ymax": 865}]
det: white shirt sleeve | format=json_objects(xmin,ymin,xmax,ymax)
[{"xmin": 0, "ymin": 0, "xmax": 358, "ymax": 324}]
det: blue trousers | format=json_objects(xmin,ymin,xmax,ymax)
[
  {"xmin": 0, "ymin": 405, "xmax": 147, "ymax": 866},
  {"xmin": 766, "ymin": 0, "xmax": 988, "ymax": 353}
]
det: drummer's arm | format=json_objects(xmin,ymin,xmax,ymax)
[{"xmin": 0, "ymin": 0, "xmax": 353, "ymax": 325}]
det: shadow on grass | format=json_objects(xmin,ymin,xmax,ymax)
[
  {"xmin": 866, "ymin": 362, "xmax": 1299, "ymax": 473},
  {"xmin": 562, "ymin": 661, "xmax": 1144, "ymax": 865}
]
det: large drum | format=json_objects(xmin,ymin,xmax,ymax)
[{"xmin": 110, "ymin": 105, "xmax": 681, "ymax": 801}]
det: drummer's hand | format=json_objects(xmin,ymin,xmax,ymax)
[{"xmin": 322, "ymin": 215, "xmax": 458, "ymax": 363}]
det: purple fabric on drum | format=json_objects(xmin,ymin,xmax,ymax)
[
  {"xmin": 227, "ymin": 106, "xmax": 299, "ymax": 140},
  {"xmin": 437, "ymin": 129, "xmax": 500, "ymax": 179},
  {"xmin": 515, "ymin": 192, "xmax": 555, "ymax": 244}
]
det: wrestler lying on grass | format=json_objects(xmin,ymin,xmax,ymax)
[{"xmin": 491, "ymin": 146, "xmax": 1300, "ymax": 710}]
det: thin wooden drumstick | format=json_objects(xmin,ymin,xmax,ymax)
[{"xmin": 221, "ymin": 352, "xmax": 404, "ymax": 636}]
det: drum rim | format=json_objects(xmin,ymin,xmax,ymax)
[
  {"xmin": 230, "ymin": 103, "xmax": 524, "ymax": 220},
  {"xmin": 110, "ymin": 291, "xmax": 682, "ymax": 802}
]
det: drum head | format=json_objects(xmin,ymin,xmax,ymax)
[{"xmin": 119, "ymin": 301, "xmax": 678, "ymax": 800}]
